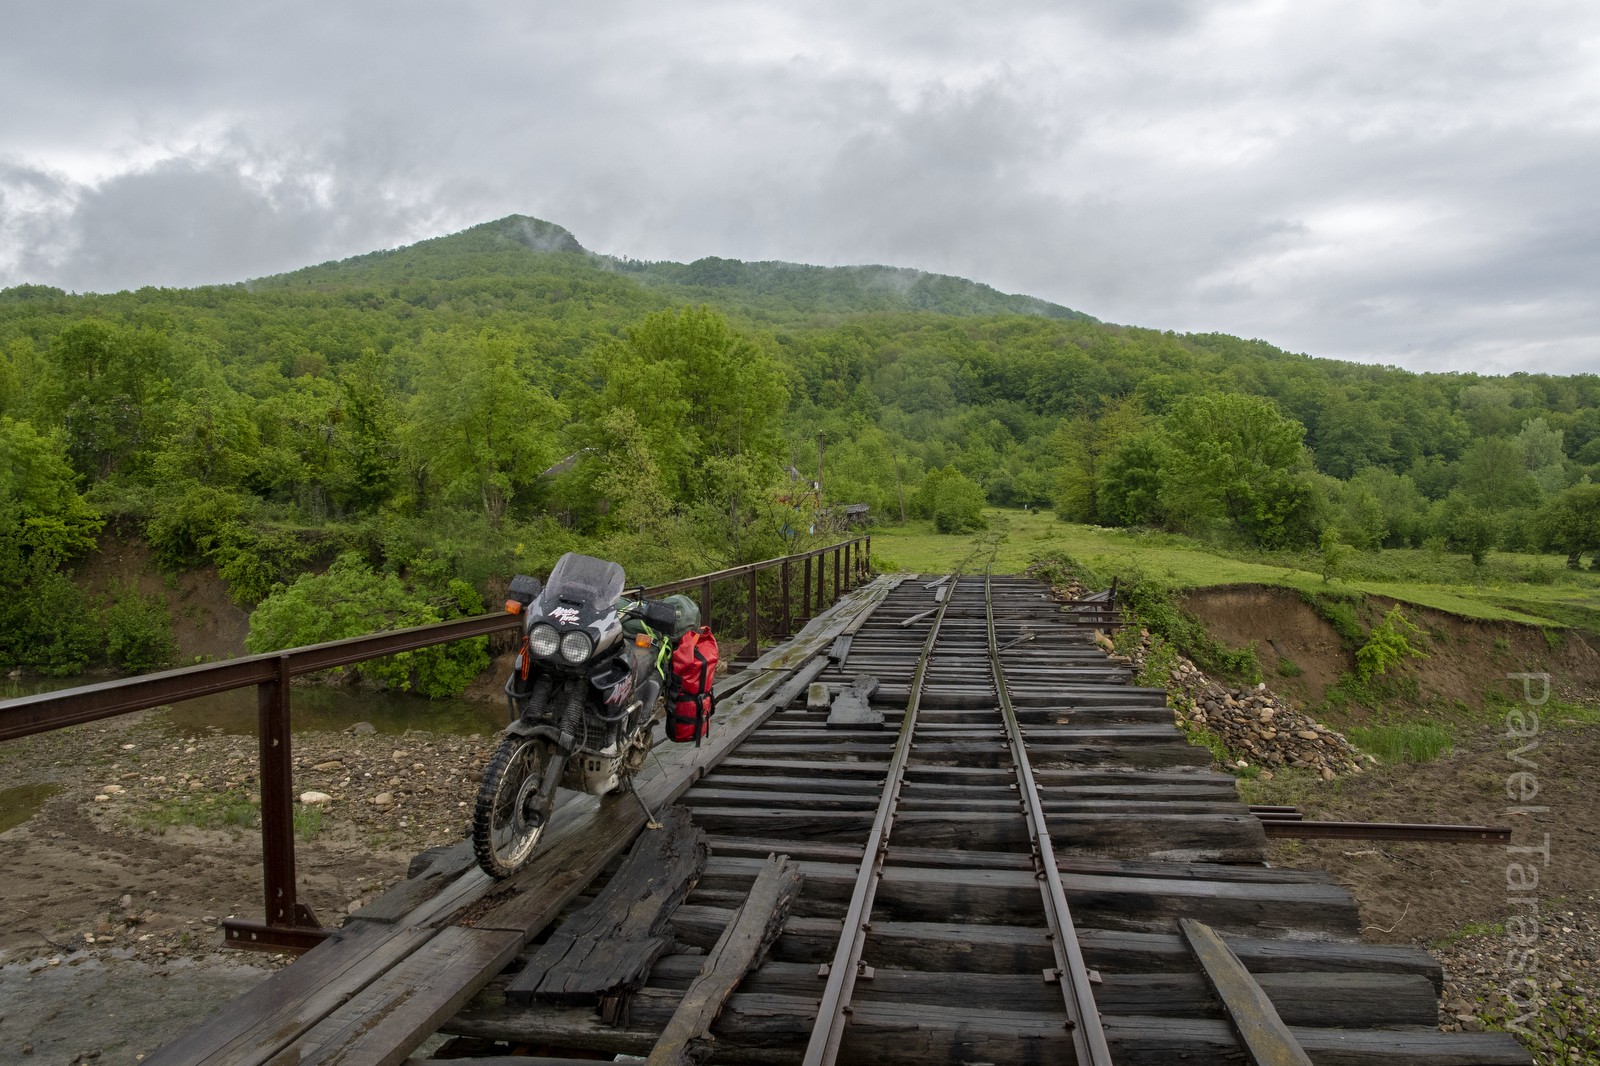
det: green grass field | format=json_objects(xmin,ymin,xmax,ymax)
[{"xmin": 867, "ymin": 509, "xmax": 1600, "ymax": 635}]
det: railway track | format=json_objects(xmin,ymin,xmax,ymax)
[{"xmin": 436, "ymin": 572, "xmax": 1531, "ymax": 1065}]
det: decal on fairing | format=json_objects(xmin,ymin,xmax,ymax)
[{"xmin": 549, "ymin": 606, "xmax": 581, "ymax": 625}]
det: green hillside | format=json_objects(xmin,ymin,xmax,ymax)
[
  {"xmin": 2, "ymin": 213, "xmax": 1598, "ymax": 683},
  {"xmin": 250, "ymin": 215, "xmax": 1095, "ymax": 323}
]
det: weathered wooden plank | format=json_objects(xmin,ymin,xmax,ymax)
[
  {"xmin": 670, "ymin": 906, "xmax": 1428, "ymax": 981},
  {"xmin": 645, "ymin": 957, "xmax": 1437, "ymax": 1028},
  {"xmin": 276, "ymin": 925, "xmax": 525, "ymax": 1066},
  {"xmin": 447, "ymin": 990, "xmax": 1526, "ymax": 1066},
  {"xmin": 143, "ymin": 921, "xmax": 434, "ymax": 1066},
  {"xmin": 425, "ymin": 1059, "xmax": 635, "ymax": 1066},
  {"xmin": 704, "ymin": 834, "xmax": 1336, "ymax": 885},
  {"xmin": 772, "ymin": 657, "xmax": 831, "ymax": 713},
  {"xmin": 1104, "ymin": 1016, "xmax": 1534, "ymax": 1066},
  {"xmin": 685, "ymin": 806, "xmax": 1269, "ymax": 863},
  {"xmin": 691, "ymin": 855, "xmax": 1358, "ymax": 936},
  {"xmin": 505, "ymin": 806, "xmax": 707, "ymax": 1007},
  {"xmin": 1180, "ymin": 917, "xmax": 1313, "ymax": 1066},
  {"xmin": 825, "ymin": 675, "xmax": 883, "ymax": 730},
  {"xmin": 647, "ymin": 855, "xmax": 804, "ymax": 1065}
]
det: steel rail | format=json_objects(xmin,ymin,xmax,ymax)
[
  {"xmin": 1261, "ymin": 820, "xmax": 1512, "ymax": 844},
  {"xmin": 799, "ymin": 575, "xmax": 960, "ymax": 1066},
  {"xmin": 642, "ymin": 537, "xmax": 868, "ymax": 596},
  {"xmin": 985, "ymin": 567, "xmax": 1115, "ymax": 1066}
]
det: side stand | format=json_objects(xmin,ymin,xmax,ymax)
[{"xmin": 627, "ymin": 775, "xmax": 664, "ymax": 830}]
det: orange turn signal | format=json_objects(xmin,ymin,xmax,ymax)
[
  {"xmin": 635, "ymin": 633, "xmax": 652, "ymax": 648},
  {"xmin": 505, "ymin": 600, "xmax": 522, "ymax": 615}
]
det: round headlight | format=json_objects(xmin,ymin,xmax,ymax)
[
  {"xmin": 528, "ymin": 624, "xmax": 560, "ymax": 659},
  {"xmin": 560, "ymin": 630, "xmax": 593, "ymax": 664}
]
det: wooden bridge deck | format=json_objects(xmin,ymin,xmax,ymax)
[{"xmin": 143, "ymin": 573, "xmax": 1531, "ymax": 1066}]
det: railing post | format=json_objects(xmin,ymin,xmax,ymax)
[
  {"xmin": 833, "ymin": 548, "xmax": 841, "ymax": 604},
  {"xmin": 781, "ymin": 559, "xmax": 791, "ymax": 638},
  {"xmin": 745, "ymin": 569, "xmax": 759, "ymax": 662},
  {"xmin": 865, "ymin": 535, "xmax": 871, "ymax": 579},
  {"xmin": 815, "ymin": 550, "xmax": 824, "ymax": 611},
  {"xmin": 803, "ymin": 556, "xmax": 812, "ymax": 621},
  {"xmin": 223, "ymin": 653, "xmax": 327, "ymax": 953},
  {"xmin": 702, "ymin": 577, "xmax": 713, "ymax": 633}
]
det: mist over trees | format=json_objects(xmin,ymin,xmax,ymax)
[{"xmin": 2, "ymin": 214, "xmax": 1598, "ymax": 679}]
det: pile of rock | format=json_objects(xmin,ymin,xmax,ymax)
[
  {"xmin": 1031, "ymin": 558, "xmax": 1370, "ymax": 779},
  {"xmin": 1174, "ymin": 678, "xmax": 1368, "ymax": 780}
]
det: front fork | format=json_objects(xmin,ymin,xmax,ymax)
[{"xmin": 523, "ymin": 680, "xmax": 588, "ymax": 825}]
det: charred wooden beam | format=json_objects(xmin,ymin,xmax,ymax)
[
  {"xmin": 647, "ymin": 854, "xmax": 804, "ymax": 1066},
  {"xmin": 504, "ymin": 806, "xmax": 707, "ymax": 1011}
]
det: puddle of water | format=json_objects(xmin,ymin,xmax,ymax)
[
  {"xmin": 4, "ymin": 674, "xmax": 509, "ymax": 738},
  {"xmin": 0, "ymin": 952, "xmax": 273, "ymax": 1065},
  {"xmin": 0, "ymin": 782, "xmax": 63, "ymax": 834}
]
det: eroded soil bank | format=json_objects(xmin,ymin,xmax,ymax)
[
  {"xmin": 1181, "ymin": 583, "xmax": 1600, "ymax": 719},
  {"xmin": 1180, "ymin": 583, "xmax": 1600, "ymax": 1056}
]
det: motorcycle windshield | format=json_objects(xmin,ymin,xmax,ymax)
[{"xmin": 538, "ymin": 552, "xmax": 625, "ymax": 611}]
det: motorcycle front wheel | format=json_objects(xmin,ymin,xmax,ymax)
[{"xmin": 472, "ymin": 736, "xmax": 554, "ymax": 878}]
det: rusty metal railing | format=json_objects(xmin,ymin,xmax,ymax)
[{"xmin": 0, "ymin": 535, "xmax": 872, "ymax": 952}]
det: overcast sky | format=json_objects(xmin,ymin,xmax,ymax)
[{"xmin": 3, "ymin": 0, "xmax": 1597, "ymax": 375}]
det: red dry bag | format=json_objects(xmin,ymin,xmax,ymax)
[{"xmin": 668, "ymin": 626, "xmax": 718, "ymax": 745}]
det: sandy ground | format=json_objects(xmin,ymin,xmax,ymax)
[{"xmin": 0, "ymin": 705, "xmax": 511, "ymax": 1063}]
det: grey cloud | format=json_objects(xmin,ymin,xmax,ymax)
[{"xmin": 2, "ymin": 0, "xmax": 1598, "ymax": 375}]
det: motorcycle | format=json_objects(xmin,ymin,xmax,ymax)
[{"xmin": 472, "ymin": 551, "xmax": 687, "ymax": 878}]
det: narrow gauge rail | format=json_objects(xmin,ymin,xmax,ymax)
[{"xmin": 437, "ymin": 574, "xmax": 1530, "ymax": 1065}]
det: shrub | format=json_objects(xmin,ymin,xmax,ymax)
[
  {"xmin": 103, "ymin": 579, "xmax": 177, "ymax": 673},
  {"xmin": 145, "ymin": 484, "xmax": 243, "ymax": 568},
  {"xmin": 1036, "ymin": 552, "xmax": 1260, "ymax": 681},
  {"xmin": 211, "ymin": 528, "xmax": 315, "ymax": 606},
  {"xmin": 1356, "ymin": 605, "xmax": 1427, "ymax": 682},
  {"xmin": 1319, "ymin": 528, "xmax": 1352, "ymax": 583},
  {"xmin": 1524, "ymin": 560, "xmax": 1557, "ymax": 586},
  {"xmin": 0, "ymin": 506, "xmax": 102, "ymax": 675},
  {"xmin": 923, "ymin": 468, "xmax": 988, "ymax": 534},
  {"xmin": 246, "ymin": 551, "xmax": 489, "ymax": 697}
]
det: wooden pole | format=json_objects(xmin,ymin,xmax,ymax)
[{"xmin": 894, "ymin": 452, "xmax": 905, "ymax": 525}]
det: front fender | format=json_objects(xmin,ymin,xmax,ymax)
[{"xmin": 505, "ymin": 720, "xmax": 563, "ymax": 744}]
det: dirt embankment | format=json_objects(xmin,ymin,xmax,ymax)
[
  {"xmin": 69, "ymin": 529, "xmax": 251, "ymax": 665},
  {"xmin": 1180, "ymin": 584, "xmax": 1600, "ymax": 721}
]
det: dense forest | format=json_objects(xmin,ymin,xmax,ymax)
[{"xmin": 2, "ymin": 215, "xmax": 1597, "ymax": 680}]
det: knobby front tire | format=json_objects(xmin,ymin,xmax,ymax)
[{"xmin": 472, "ymin": 735, "xmax": 551, "ymax": 878}]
